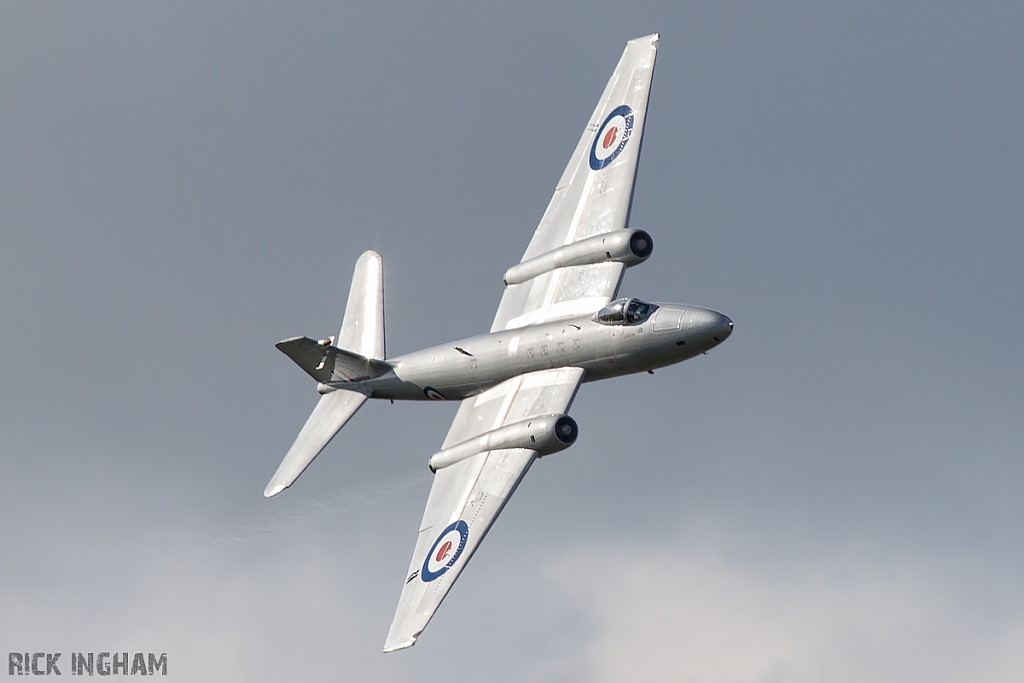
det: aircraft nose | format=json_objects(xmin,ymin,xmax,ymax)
[
  {"xmin": 689, "ymin": 308, "xmax": 732, "ymax": 345},
  {"xmin": 716, "ymin": 314, "xmax": 733, "ymax": 342}
]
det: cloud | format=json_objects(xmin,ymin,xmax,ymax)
[
  {"xmin": 165, "ymin": 470, "xmax": 427, "ymax": 551},
  {"xmin": 539, "ymin": 540, "xmax": 1024, "ymax": 683},
  {"xmin": 0, "ymin": 472, "xmax": 427, "ymax": 681}
]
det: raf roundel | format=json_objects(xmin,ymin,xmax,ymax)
[
  {"xmin": 423, "ymin": 386, "xmax": 446, "ymax": 401},
  {"xmin": 421, "ymin": 520, "xmax": 469, "ymax": 582},
  {"xmin": 589, "ymin": 105, "xmax": 635, "ymax": 171}
]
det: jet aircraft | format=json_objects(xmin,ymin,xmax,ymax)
[{"xmin": 265, "ymin": 33, "xmax": 733, "ymax": 651}]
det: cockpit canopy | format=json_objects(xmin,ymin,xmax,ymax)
[{"xmin": 595, "ymin": 298, "xmax": 657, "ymax": 325}]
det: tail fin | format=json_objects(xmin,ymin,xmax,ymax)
[
  {"xmin": 276, "ymin": 250, "xmax": 388, "ymax": 384},
  {"xmin": 265, "ymin": 250, "xmax": 386, "ymax": 498},
  {"xmin": 339, "ymin": 250, "xmax": 385, "ymax": 360}
]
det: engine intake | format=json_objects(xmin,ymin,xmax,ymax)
[
  {"xmin": 504, "ymin": 229, "xmax": 653, "ymax": 286},
  {"xmin": 429, "ymin": 414, "xmax": 578, "ymax": 472}
]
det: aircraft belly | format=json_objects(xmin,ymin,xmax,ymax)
[
  {"xmin": 375, "ymin": 310, "xmax": 702, "ymax": 400},
  {"xmin": 380, "ymin": 353, "xmax": 518, "ymax": 401}
]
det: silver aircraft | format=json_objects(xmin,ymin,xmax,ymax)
[{"xmin": 265, "ymin": 34, "xmax": 733, "ymax": 652}]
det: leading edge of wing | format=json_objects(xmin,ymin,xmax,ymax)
[{"xmin": 383, "ymin": 366, "xmax": 586, "ymax": 652}]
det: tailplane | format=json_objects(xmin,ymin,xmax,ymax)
[
  {"xmin": 264, "ymin": 389, "xmax": 367, "ymax": 497},
  {"xmin": 276, "ymin": 337, "xmax": 390, "ymax": 385},
  {"xmin": 265, "ymin": 250, "xmax": 387, "ymax": 497}
]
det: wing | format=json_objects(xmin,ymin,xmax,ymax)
[
  {"xmin": 383, "ymin": 366, "xmax": 585, "ymax": 652},
  {"xmin": 491, "ymin": 33, "xmax": 660, "ymax": 333}
]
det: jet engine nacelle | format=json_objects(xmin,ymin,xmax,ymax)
[
  {"xmin": 503, "ymin": 229, "xmax": 653, "ymax": 286},
  {"xmin": 429, "ymin": 414, "xmax": 578, "ymax": 472}
]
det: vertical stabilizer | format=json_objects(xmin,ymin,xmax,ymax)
[{"xmin": 339, "ymin": 251, "xmax": 385, "ymax": 359}]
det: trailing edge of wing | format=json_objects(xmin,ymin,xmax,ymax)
[{"xmin": 264, "ymin": 389, "xmax": 367, "ymax": 497}]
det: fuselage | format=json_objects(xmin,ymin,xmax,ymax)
[{"xmin": 359, "ymin": 302, "xmax": 732, "ymax": 402}]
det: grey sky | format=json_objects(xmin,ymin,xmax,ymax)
[{"xmin": 2, "ymin": 2, "xmax": 1022, "ymax": 681}]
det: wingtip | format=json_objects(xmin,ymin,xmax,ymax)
[
  {"xmin": 264, "ymin": 482, "xmax": 287, "ymax": 498},
  {"xmin": 382, "ymin": 636, "xmax": 416, "ymax": 653}
]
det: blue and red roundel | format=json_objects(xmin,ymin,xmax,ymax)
[
  {"xmin": 590, "ymin": 105, "xmax": 635, "ymax": 171},
  {"xmin": 421, "ymin": 520, "xmax": 469, "ymax": 582},
  {"xmin": 423, "ymin": 386, "xmax": 446, "ymax": 401}
]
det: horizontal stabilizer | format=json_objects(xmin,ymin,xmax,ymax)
[
  {"xmin": 264, "ymin": 389, "xmax": 368, "ymax": 497},
  {"xmin": 277, "ymin": 337, "xmax": 391, "ymax": 384}
]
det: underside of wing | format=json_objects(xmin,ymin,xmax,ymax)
[
  {"xmin": 491, "ymin": 34, "xmax": 660, "ymax": 332},
  {"xmin": 383, "ymin": 366, "xmax": 585, "ymax": 652}
]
